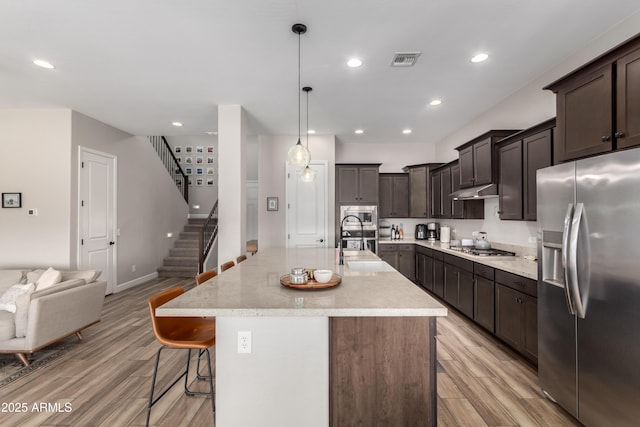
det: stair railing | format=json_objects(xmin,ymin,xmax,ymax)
[
  {"xmin": 148, "ymin": 136, "xmax": 189, "ymax": 203},
  {"xmin": 199, "ymin": 200, "xmax": 219, "ymax": 273}
]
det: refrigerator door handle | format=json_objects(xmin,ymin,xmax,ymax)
[
  {"xmin": 569, "ymin": 203, "xmax": 587, "ymax": 319},
  {"xmin": 562, "ymin": 203, "xmax": 576, "ymax": 315}
]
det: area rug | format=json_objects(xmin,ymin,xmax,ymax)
[{"xmin": 0, "ymin": 345, "xmax": 73, "ymax": 388}]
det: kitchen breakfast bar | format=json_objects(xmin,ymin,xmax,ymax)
[{"xmin": 156, "ymin": 247, "xmax": 447, "ymax": 427}]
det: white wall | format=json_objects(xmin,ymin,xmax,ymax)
[
  {"xmin": 71, "ymin": 111, "xmax": 189, "ymax": 286},
  {"xmin": 258, "ymin": 135, "xmax": 336, "ymax": 249},
  {"xmin": 165, "ymin": 135, "xmax": 218, "ymax": 216},
  {"xmin": 0, "ymin": 109, "xmax": 73, "ymax": 268},
  {"xmin": 336, "ymin": 141, "xmax": 437, "ymax": 173}
]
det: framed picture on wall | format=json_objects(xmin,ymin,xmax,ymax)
[
  {"xmin": 185, "ymin": 157, "xmax": 193, "ymax": 164},
  {"xmin": 207, "ymin": 178, "xmax": 214, "ymax": 186},
  {"xmin": 207, "ymin": 146, "xmax": 214, "ymax": 153},
  {"xmin": 196, "ymin": 167, "xmax": 203, "ymax": 175},
  {"xmin": 174, "ymin": 146, "xmax": 182, "ymax": 154},
  {"xmin": 2, "ymin": 193, "xmax": 21, "ymax": 208},
  {"xmin": 207, "ymin": 156, "xmax": 214, "ymax": 164},
  {"xmin": 196, "ymin": 146, "xmax": 204, "ymax": 153},
  {"xmin": 207, "ymin": 168, "xmax": 214, "ymax": 175},
  {"xmin": 196, "ymin": 156, "xmax": 203, "ymax": 164},
  {"xmin": 176, "ymin": 157, "xmax": 182, "ymax": 163},
  {"xmin": 267, "ymin": 197, "xmax": 278, "ymax": 211},
  {"xmin": 196, "ymin": 178, "xmax": 203, "ymax": 186},
  {"xmin": 185, "ymin": 146, "xmax": 193, "ymax": 153},
  {"xmin": 185, "ymin": 167, "xmax": 192, "ymax": 175}
]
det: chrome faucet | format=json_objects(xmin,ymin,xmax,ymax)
[{"xmin": 339, "ymin": 214, "xmax": 364, "ymax": 265}]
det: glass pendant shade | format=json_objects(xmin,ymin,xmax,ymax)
[
  {"xmin": 287, "ymin": 139, "xmax": 310, "ymax": 168},
  {"xmin": 300, "ymin": 164, "xmax": 316, "ymax": 182}
]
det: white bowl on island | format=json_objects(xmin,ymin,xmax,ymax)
[{"xmin": 313, "ymin": 269, "xmax": 333, "ymax": 283}]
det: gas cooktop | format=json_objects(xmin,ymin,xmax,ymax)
[{"xmin": 449, "ymin": 247, "xmax": 516, "ymax": 257}]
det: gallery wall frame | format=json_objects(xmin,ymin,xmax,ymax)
[
  {"xmin": 2, "ymin": 192, "xmax": 22, "ymax": 208},
  {"xmin": 267, "ymin": 197, "xmax": 279, "ymax": 211}
]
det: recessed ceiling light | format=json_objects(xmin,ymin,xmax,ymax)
[
  {"xmin": 33, "ymin": 59, "xmax": 55, "ymax": 69},
  {"xmin": 429, "ymin": 99, "xmax": 442, "ymax": 106},
  {"xmin": 354, "ymin": 129, "xmax": 364, "ymax": 134},
  {"xmin": 172, "ymin": 122, "xmax": 183, "ymax": 127},
  {"xmin": 402, "ymin": 129, "xmax": 412, "ymax": 134},
  {"xmin": 347, "ymin": 58, "xmax": 363, "ymax": 68},
  {"xmin": 307, "ymin": 129, "xmax": 316, "ymax": 134},
  {"xmin": 471, "ymin": 53, "xmax": 489, "ymax": 63}
]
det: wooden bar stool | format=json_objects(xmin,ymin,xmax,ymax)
[
  {"xmin": 146, "ymin": 287, "xmax": 215, "ymax": 426},
  {"xmin": 220, "ymin": 260, "xmax": 235, "ymax": 272},
  {"xmin": 236, "ymin": 255, "xmax": 247, "ymax": 263}
]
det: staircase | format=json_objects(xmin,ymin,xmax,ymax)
[{"xmin": 157, "ymin": 218, "xmax": 206, "ymax": 278}]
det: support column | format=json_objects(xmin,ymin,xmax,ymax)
[{"xmin": 217, "ymin": 105, "xmax": 247, "ymax": 267}]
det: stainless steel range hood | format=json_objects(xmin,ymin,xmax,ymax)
[{"xmin": 449, "ymin": 183, "xmax": 498, "ymax": 200}]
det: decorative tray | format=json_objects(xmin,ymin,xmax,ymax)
[{"xmin": 280, "ymin": 274, "xmax": 342, "ymax": 290}]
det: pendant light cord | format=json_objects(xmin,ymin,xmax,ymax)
[
  {"xmin": 306, "ymin": 87, "xmax": 309, "ymax": 149},
  {"xmin": 298, "ymin": 31, "xmax": 301, "ymax": 144}
]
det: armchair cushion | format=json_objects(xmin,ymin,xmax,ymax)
[
  {"xmin": 35, "ymin": 268, "xmax": 62, "ymax": 290},
  {"xmin": 0, "ymin": 283, "xmax": 34, "ymax": 313},
  {"xmin": 0, "ymin": 270, "xmax": 25, "ymax": 294}
]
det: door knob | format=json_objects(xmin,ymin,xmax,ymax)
[
  {"xmin": 615, "ymin": 132, "xmax": 625, "ymax": 138},
  {"xmin": 109, "ymin": 241, "xmax": 115, "ymax": 245},
  {"xmin": 317, "ymin": 239, "xmax": 324, "ymax": 243}
]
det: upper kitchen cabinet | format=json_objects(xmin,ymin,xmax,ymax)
[
  {"xmin": 456, "ymin": 130, "xmax": 520, "ymax": 189},
  {"xmin": 545, "ymin": 34, "xmax": 640, "ymax": 163},
  {"xmin": 379, "ymin": 173, "xmax": 409, "ymax": 218},
  {"xmin": 431, "ymin": 161, "xmax": 483, "ymax": 219},
  {"xmin": 496, "ymin": 119, "xmax": 554, "ymax": 221},
  {"xmin": 402, "ymin": 163, "xmax": 442, "ymax": 218},
  {"xmin": 336, "ymin": 164, "xmax": 381, "ymax": 204}
]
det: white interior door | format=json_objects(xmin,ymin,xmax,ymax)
[
  {"xmin": 79, "ymin": 148, "xmax": 116, "ymax": 294},
  {"xmin": 286, "ymin": 161, "xmax": 328, "ymax": 248}
]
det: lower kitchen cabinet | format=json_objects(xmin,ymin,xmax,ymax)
[
  {"xmin": 474, "ymin": 275, "xmax": 495, "ymax": 333},
  {"xmin": 415, "ymin": 246, "xmax": 434, "ymax": 292},
  {"xmin": 432, "ymin": 252, "xmax": 444, "ymax": 298},
  {"xmin": 443, "ymin": 254, "xmax": 474, "ymax": 318},
  {"xmin": 380, "ymin": 244, "xmax": 415, "ymax": 281},
  {"xmin": 495, "ymin": 278, "xmax": 538, "ymax": 363}
]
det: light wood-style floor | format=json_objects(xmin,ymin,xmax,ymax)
[{"xmin": 0, "ymin": 277, "xmax": 579, "ymax": 426}]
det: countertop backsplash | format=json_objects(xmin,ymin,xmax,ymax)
[{"xmin": 380, "ymin": 199, "xmax": 538, "ymax": 251}]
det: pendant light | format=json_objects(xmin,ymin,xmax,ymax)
[
  {"xmin": 287, "ymin": 23, "xmax": 311, "ymax": 169},
  {"xmin": 300, "ymin": 86, "xmax": 316, "ymax": 182}
]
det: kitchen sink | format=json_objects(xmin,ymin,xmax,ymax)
[{"xmin": 346, "ymin": 260, "xmax": 395, "ymax": 272}]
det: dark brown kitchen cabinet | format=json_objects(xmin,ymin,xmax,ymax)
[
  {"xmin": 379, "ymin": 173, "xmax": 409, "ymax": 218},
  {"xmin": 431, "ymin": 162, "xmax": 484, "ymax": 219},
  {"xmin": 443, "ymin": 254, "xmax": 474, "ymax": 319},
  {"xmin": 379, "ymin": 244, "xmax": 415, "ymax": 281},
  {"xmin": 616, "ymin": 47, "xmax": 640, "ymax": 150},
  {"xmin": 336, "ymin": 164, "xmax": 381, "ymax": 204},
  {"xmin": 498, "ymin": 140, "xmax": 523, "ymax": 220},
  {"xmin": 497, "ymin": 119, "xmax": 554, "ymax": 221},
  {"xmin": 432, "ymin": 251, "xmax": 444, "ymax": 298},
  {"xmin": 473, "ymin": 263, "xmax": 495, "ymax": 333},
  {"xmin": 415, "ymin": 246, "xmax": 433, "ymax": 291},
  {"xmin": 456, "ymin": 130, "xmax": 519, "ymax": 188},
  {"xmin": 545, "ymin": 34, "xmax": 640, "ymax": 162},
  {"xmin": 403, "ymin": 163, "xmax": 442, "ymax": 218},
  {"xmin": 495, "ymin": 270, "xmax": 538, "ymax": 363}
]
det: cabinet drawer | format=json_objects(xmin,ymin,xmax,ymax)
[
  {"xmin": 378, "ymin": 245, "xmax": 397, "ymax": 253},
  {"xmin": 416, "ymin": 245, "xmax": 432, "ymax": 257},
  {"xmin": 431, "ymin": 250, "xmax": 444, "ymax": 261},
  {"xmin": 444, "ymin": 254, "xmax": 473, "ymax": 272},
  {"xmin": 396, "ymin": 244, "xmax": 415, "ymax": 252},
  {"xmin": 495, "ymin": 270, "xmax": 536, "ymax": 297},
  {"xmin": 474, "ymin": 263, "xmax": 495, "ymax": 280}
]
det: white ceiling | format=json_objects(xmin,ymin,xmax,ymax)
[{"xmin": 2, "ymin": 0, "xmax": 640, "ymax": 144}]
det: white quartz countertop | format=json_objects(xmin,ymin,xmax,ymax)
[
  {"xmin": 380, "ymin": 239, "xmax": 538, "ymax": 280},
  {"xmin": 156, "ymin": 247, "xmax": 448, "ymax": 318}
]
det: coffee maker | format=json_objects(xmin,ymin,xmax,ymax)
[
  {"xmin": 415, "ymin": 224, "xmax": 428, "ymax": 240},
  {"xmin": 426, "ymin": 222, "xmax": 440, "ymax": 241}
]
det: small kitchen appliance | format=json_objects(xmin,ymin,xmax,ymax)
[
  {"xmin": 426, "ymin": 222, "xmax": 439, "ymax": 241},
  {"xmin": 440, "ymin": 225, "xmax": 451, "ymax": 243},
  {"xmin": 415, "ymin": 224, "xmax": 428, "ymax": 240}
]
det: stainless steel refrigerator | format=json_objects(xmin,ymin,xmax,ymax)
[{"xmin": 537, "ymin": 147, "xmax": 640, "ymax": 426}]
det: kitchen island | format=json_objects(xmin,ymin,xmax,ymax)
[{"xmin": 156, "ymin": 247, "xmax": 447, "ymax": 427}]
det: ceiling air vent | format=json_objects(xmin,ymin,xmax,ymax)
[{"xmin": 391, "ymin": 52, "xmax": 421, "ymax": 67}]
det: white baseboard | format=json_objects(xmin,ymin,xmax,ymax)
[{"xmin": 115, "ymin": 271, "xmax": 158, "ymax": 293}]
